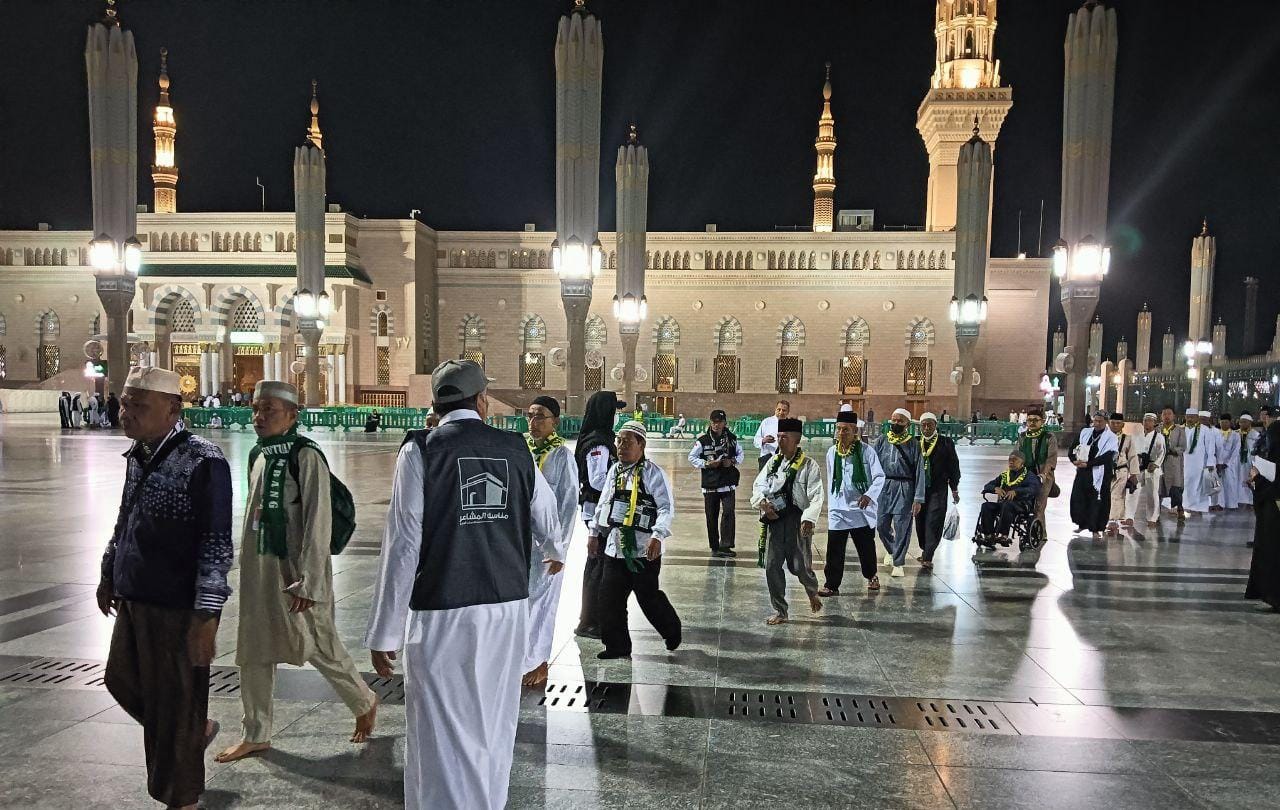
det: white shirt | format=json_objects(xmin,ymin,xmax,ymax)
[
  {"xmin": 580, "ymin": 443, "xmax": 613, "ymax": 521},
  {"xmin": 589, "ymin": 459, "xmax": 674, "ymax": 558},
  {"xmin": 363, "ymin": 409, "xmax": 561, "ymax": 653},
  {"xmin": 688, "ymin": 431, "xmax": 745, "ymax": 493},
  {"xmin": 825, "ymin": 442, "xmax": 886, "ymax": 530},
  {"xmin": 753, "ymin": 415, "xmax": 781, "ymax": 458},
  {"xmin": 750, "ymin": 450, "xmax": 825, "ymax": 525}
]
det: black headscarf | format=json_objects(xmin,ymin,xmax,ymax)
[{"xmin": 575, "ymin": 391, "xmax": 620, "ymax": 502}]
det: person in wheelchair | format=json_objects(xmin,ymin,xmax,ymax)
[{"xmin": 977, "ymin": 450, "xmax": 1042, "ymax": 546}]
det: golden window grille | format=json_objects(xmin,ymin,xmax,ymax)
[
  {"xmin": 360, "ymin": 391, "xmax": 407, "ymax": 408},
  {"xmin": 461, "ymin": 349, "xmax": 485, "ymax": 369},
  {"xmin": 653, "ymin": 354, "xmax": 677, "ymax": 392},
  {"xmin": 233, "ymin": 344, "xmax": 265, "ymax": 356},
  {"xmin": 713, "ymin": 355, "xmax": 739, "ymax": 393},
  {"xmin": 904, "ymin": 356, "xmax": 930, "ymax": 395},
  {"xmin": 37, "ymin": 345, "xmax": 60, "ymax": 381},
  {"xmin": 520, "ymin": 353, "xmax": 546, "ymax": 390},
  {"xmin": 171, "ymin": 343, "xmax": 200, "ymax": 356},
  {"xmin": 776, "ymin": 356, "xmax": 803, "ymax": 394},
  {"xmin": 585, "ymin": 362, "xmax": 604, "ymax": 392},
  {"xmin": 840, "ymin": 355, "xmax": 866, "ymax": 395},
  {"xmin": 377, "ymin": 346, "xmax": 391, "ymax": 386}
]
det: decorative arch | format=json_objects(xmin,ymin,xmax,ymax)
[
  {"xmin": 0, "ymin": 310, "xmax": 6, "ymax": 336},
  {"xmin": 776, "ymin": 316, "xmax": 806, "ymax": 354},
  {"xmin": 585, "ymin": 315, "xmax": 608, "ymax": 349},
  {"xmin": 459, "ymin": 314, "xmax": 486, "ymax": 350},
  {"xmin": 34, "ymin": 309, "xmax": 60, "ymax": 338},
  {"xmin": 714, "ymin": 316, "xmax": 743, "ymax": 355},
  {"xmin": 518, "ymin": 314, "xmax": 547, "ymax": 349},
  {"xmin": 229, "ymin": 298, "xmax": 265, "ymax": 332},
  {"xmin": 652, "ymin": 316, "xmax": 681, "ymax": 352},
  {"xmin": 271, "ymin": 295, "xmax": 296, "ymax": 330},
  {"xmin": 149, "ymin": 285, "xmax": 203, "ymax": 330},
  {"xmin": 843, "ymin": 317, "xmax": 870, "ymax": 353},
  {"xmin": 905, "ymin": 317, "xmax": 937, "ymax": 353},
  {"xmin": 369, "ymin": 303, "xmax": 395, "ymax": 337},
  {"xmin": 210, "ymin": 285, "xmax": 267, "ymax": 329}
]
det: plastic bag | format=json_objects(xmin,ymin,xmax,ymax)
[
  {"xmin": 942, "ymin": 499, "xmax": 960, "ymax": 541},
  {"xmin": 1203, "ymin": 468, "xmax": 1222, "ymax": 496}
]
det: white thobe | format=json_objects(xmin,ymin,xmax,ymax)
[
  {"xmin": 825, "ymin": 443, "xmax": 885, "ymax": 530},
  {"xmin": 1181, "ymin": 424, "xmax": 1217, "ymax": 513},
  {"xmin": 1214, "ymin": 429, "xmax": 1241, "ymax": 509},
  {"xmin": 524, "ymin": 442, "xmax": 577, "ymax": 671},
  {"xmin": 754, "ymin": 416, "xmax": 781, "ymax": 462},
  {"xmin": 1237, "ymin": 429, "xmax": 1257, "ymax": 506},
  {"xmin": 364, "ymin": 409, "xmax": 561, "ymax": 810},
  {"xmin": 1129, "ymin": 430, "xmax": 1166, "ymax": 523}
]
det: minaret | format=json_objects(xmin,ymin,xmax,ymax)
[
  {"xmin": 1135, "ymin": 302, "xmax": 1152, "ymax": 372},
  {"xmin": 1115, "ymin": 336, "xmax": 1128, "ymax": 364},
  {"xmin": 294, "ymin": 80, "xmax": 327, "ymax": 406},
  {"xmin": 1088, "ymin": 315, "xmax": 1103, "ymax": 374},
  {"xmin": 1212, "ymin": 318, "xmax": 1226, "ymax": 363},
  {"xmin": 1243, "ymin": 276, "xmax": 1259, "ymax": 355},
  {"xmin": 306, "ymin": 79, "xmax": 323, "ymax": 149},
  {"xmin": 811, "ymin": 62, "xmax": 836, "ymax": 233},
  {"xmin": 1188, "ymin": 219, "xmax": 1215, "ymax": 344},
  {"xmin": 615, "ymin": 124, "xmax": 649, "ymax": 408},
  {"xmin": 1162, "ymin": 327, "xmax": 1176, "ymax": 371},
  {"xmin": 916, "ymin": 0, "xmax": 1012, "ymax": 232},
  {"xmin": 151, "ymin": 47, "xmax": 177, "ymax": 214},
  {"xmin": 951, "ymin": 120, "xmax": 992, "ymax": 420}
]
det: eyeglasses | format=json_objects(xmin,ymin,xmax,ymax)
[{"xmin": 525, "ymin": 413, "xmax": 552, "ymax": 422}]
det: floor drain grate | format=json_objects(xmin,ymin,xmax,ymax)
[{"xmin": 0, "ymin": 658, "xmax": 107, "ymax": 690}]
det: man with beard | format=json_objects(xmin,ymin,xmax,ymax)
[{"xmin": 1019, "ymin": 406, "xmax": 1059, "ymax": 528}]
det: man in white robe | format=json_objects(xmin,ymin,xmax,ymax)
[
  {"xmin": 1236, "ymin": 413, "xmax": 1257, "ymax": 507},
  {"xmin": 753, "ymin": 399, "xmax": 790, "ymax": 470},
  {"xmin": 1130, "ymin": 413, "xmax": 1167, "ymax": 527},
  {"xmin": 521, "ymin": 395, "xmax": 577, "ymax": 687},
  {"xmin": 365, "ymin": 360, "xmax": 561, "ymax": 810},
  {"xmin": 1181, "ymin": 409, "xmax": 1218, "ymax": 515},
  {"xmin": 1213, "ymin": 413, "xmax": 1241, "ymax": 510}
]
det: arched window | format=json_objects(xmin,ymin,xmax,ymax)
[
  {"xmin": 905, "ymin": 318, "xmax": 935, "ymax": 395},
  {"xmin": 519, "ymin": 315, "xmax": 547, "ymax": 390},
  {"xmin": 170, "ymin": 298, "xmax": 196, "ymax": 332},
  {"xmin": 230, "ymin": 299, "xmax": 263, "ymax": 332},
  {"xmin": 37, "ymin": 310, "xmax": 60, "ymax": 380},
  {"xmin": 377, "ymin": 312, "xmax": 389, "ymax": 337},
  {"xmin": 776, "ymin": 317, "xmax": 805, "ymax": 393},
  {"xmin": 840, "ymin": 318, "xmax": 870, "ymax": 395},
  {"xmin": 714, "ymin": 317, "xmax": 742, "ymax": 394}
]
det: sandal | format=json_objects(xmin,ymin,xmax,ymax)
[
  {"xmin": 817, "ymin": 587, "xmax": 839, "ymax": 597},
  {"xmin": 867, "ymin": 576, "xmax": 881, "ymax": 591}
]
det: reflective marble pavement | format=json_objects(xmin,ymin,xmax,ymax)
[{"xmin": 0, "ymin": 413, "xmax": 1277, "ymax": 809}]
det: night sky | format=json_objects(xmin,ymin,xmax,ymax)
[{"xmin": 4, "ymin": 1, "xmax": 1280, "ymax": 360}]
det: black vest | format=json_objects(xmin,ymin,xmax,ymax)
[
  {"xmin": 695, "ymin": 429, "xmax": 740, "ymax": 490},
  {"xmin": 576, "ymin": 435, "xmax": 617, "ymax": 506},
  {"xmin": 406, "ymin": 418, "xmax": 535, "ymax": 611}
]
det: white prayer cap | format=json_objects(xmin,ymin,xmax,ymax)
[
  {"xmin": 1240, "ymin": 412, "xmax": 1254, "ymax": 422},
  {"xmin": 1185, "ymin": 408, "xmax": 1199, "ymax": 416},
  {"xmin": 123, "ymin": 366, "xmax": 181, "ymax": 396},
  {"xmin": 891, "ymin": 407, "xmax": 912, "ymax": 420},
  {"xmin": 618, "ymin": 420, "xmax": 647, "ymax": 441},
  {"xmin": 839, "ymin": 403, "xmax": 853, "ymax": 412},
  {"xmin": 1142, "ymin": 412, "xmax": 1158, "ymax": 420},
  {"xmin": 920, "ymin": 411, "xmax": 939, "ymax": 423},
  {"xmin": 254, "ymin": 380, "xmax": 298, "ymax": 405},
  {"xmin": 1198, "ymin": 410, "xmax": 1212, "ymax": 418}
]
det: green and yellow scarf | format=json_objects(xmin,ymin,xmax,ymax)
[
  {"xmin": 758, "ymin": 448, "xmax": 806, "ymax": 568},
  {"xmin": 1020, "ymin": 426, "xmax": 1050, "ymax": 470},
  {"xmin": 1000, "ymin": 467, "xmax": 1028, "ymax": 489},
  {"xmin": 525, "ymin": 432, "xmax": 565, "ymax": 470},
  {"xmin": 920, "ymin": 432, "xmax": 939, "ymax": 478},
  {"xmin": 831, "ymin": 441, "xmax": 868, "ymax": 495},
  {"xmin": 253, "ymin": 425, "xmax": 299, "ymax": 559},
  {"xmin": 615, "ymin": 461, "xmax": 647, "ymax": 572}
]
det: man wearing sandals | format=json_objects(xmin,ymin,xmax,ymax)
[
  {"xmin": 751, "ymin": 417, "xmax": 825, "ymax": 625},
  {"xmin": 819, "ymin": 410, "xmax": 886, "ymax": 596},
  {"xmin": 914, "ymin": 412, "xmax": 961, "ymax": 570}
]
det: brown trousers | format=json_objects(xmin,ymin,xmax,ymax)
[{"xmin": 104, "ymin": 601, "xmax": 210, "ymax": 808}]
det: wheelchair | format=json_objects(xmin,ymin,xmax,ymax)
[{"xmin": 973, "ymin": 492, "xmax": 1046, "ymax": 551}]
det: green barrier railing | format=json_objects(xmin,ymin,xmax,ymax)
[{"xmin": 186, "ymin": 406, "xmax": 436, "ymax": 432}]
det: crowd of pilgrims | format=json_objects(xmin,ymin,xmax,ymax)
[
  {"xmin": 86, "ymin": 360, "xmax": 1280, "ymax": 810},
  {"xmin": 55, "ymin": 389, "xmax": 119, "ymax": 428}
]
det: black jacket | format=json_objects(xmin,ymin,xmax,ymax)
[{"xmin": 921, "ymin": 434, "xmax": 961, "ymax": 494}]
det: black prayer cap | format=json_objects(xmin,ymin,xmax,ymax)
[
  {"xmin": 836, "ymin": 411, "xmax": 858, "ymax": 424},
  {"xmin": 709, "ymin": 409, "xmax": 727, "ymax": 421},
  {"xmin": 531, "ymin": 395, "xmax": 561, "ymax": 418},
  {"xmin": 1108, "ymin": 412, "xmax": 1124, "ymax": 421},
  {"xmin": 778, "ymin": 417, "xmax": 803, "ymax": 433},
  {"xmin": 1220, "ymin": 413, "xmax": 1233, "ymax": 421}
]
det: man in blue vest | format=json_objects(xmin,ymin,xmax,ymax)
[{"xmin": 365, "ymin": 359, "xmax": 561, "ymax": 810}]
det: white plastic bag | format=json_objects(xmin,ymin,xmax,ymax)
[
  {"xmin": 943, "ymin": 499, "xmax": 960, "ymax": 541},
  {"xmin": 1203, "ymin": 467, "xmax": 1222, "ymax": 497}
]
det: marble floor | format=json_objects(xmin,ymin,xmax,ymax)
[{"xmin": 0, "ymin": 413, "xmax": 1277, "ymax": 809}]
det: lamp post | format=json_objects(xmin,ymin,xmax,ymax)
[
  {"xmin": 950, "ymin": 122, "xmax": 991, "ymax": 421},
  {"xmin": 86, "ymin": 0, "xmax": 139, "ymax": 396},
  {"xmin": 554, "ymin": 0, "xmax": 603, "ymax": 416},
  {"xmin": 1057, "ymin": 1, "xmax": 1118, "ymax": 432},
  {"xmin": 614, "ymin": 124, "xmax": 649, "ymax": 408},
  {"xmin": 1183, "ymin": 339, "xmax": 1213, "ymax": 411}
]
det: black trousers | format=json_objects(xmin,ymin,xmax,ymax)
[
  {"xmin": 914, "ymin": 488, "xmax": 950, "ymax": 562},
  {"xmin": 599, "ymin": 555, "xmax": 682, "ymax": 655},
  {"xmin": 823, "ymin": 526, "xmax": 877, "ymax": 590},
  {"xmin": 979, "ymin": 499, "xmax": 1031, "ymax": 536},
  {"xmin": 104, "ymin": 601, "xmax": 210, "ymax": 808},
  {"xmin": 703, "ymin": 490, "xmax": 736, "ymax": 550}
]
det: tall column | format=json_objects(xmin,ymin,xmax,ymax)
[
  {"xmin": 1162, "ymin": 329, "xmax": 1176, "ymax": 371},
  {"xmin": 199, "ymin": 349, "xmax": 211, "ymax": 395},
  {"xmin": 1057, "ymin": 1, "xmax": 1118, "ymax": 432},
  {"xmin": 1088, "ymin": 317, "xmax": 1104, "ymax": 377},
  {"xmin": 1052, "ymin": 326, "xmax": 1066, "ymax": 361},
  {"xmin": 615, "ymin": 125, "xmax": 649, "ymax": 408},
  {"xmin": 294, "ymin": 82, "xmax": 327, "ymax": 407},
  {"xmin": 1098, "ymin": 360, "xmax": 1113, "ymax": 413},
  {"xmin": 1135, "ymin": 303, "xmax": 1152, "ymax": 372},
  {"xmin": 151, "ymin": 47, "xmax": 178, "ymax": 213},
  {"xmin": 554, "ymin": 0, "xmax": 603, "ymax": 416},
  {"xmin": 325, "ymin": 354, "xmax": 337, "ymax": 404},
  {"xmin": 336, "ymin": 350, "xmax": 347, "ymax": 403},
  {"xmin": 951, "ymin": 123, "xmax": 992, "ymax": 422},
  {"xmin": 1243, "ymin": 277, "xmax": 1259, "ymax": 355},
  {"xmin": 262, "ymin": 344, "xmax": 275, "ymax": 382},
  {"xmin": 1114, "ymin": 358, "xmax": 1130, "ymax": 416},
  {"xmin": 1212, "ymin": 321, "xmax": 1226, "ymax": 364},
  {"xmin": 811, "ymin": 63, "xmax": 836, "ymax": 233},
  {"xmin": 1188, "ymin": 221, "xmax": 1216, "ymax": 345},
  {"xmin": 87, "ymin": 1, "xmax": 139, "ymax": 396}
]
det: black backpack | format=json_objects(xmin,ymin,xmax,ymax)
[{"xmin": 248, "ymin": 437, "xmax": 356, "ymax": 555}]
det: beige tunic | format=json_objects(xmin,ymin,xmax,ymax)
[
  {"xmin": 236, "ymin": 445, "xmax": 336, "ymax": 666},
  {"xmin": 1110, "ymin": 431, "xmax": 1138, "ymax": 520}
]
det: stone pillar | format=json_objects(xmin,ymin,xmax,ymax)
[
  {"xmin": 325, "ymin": 353, "xmax": 336, "ymax": 404},
  {"xmin": 336, "ymin": 350, "xmax": 348, "ymax": 403},
  {"xmin": 1212, "ymin": 321, "xmax": 1226, "ymax": 364},
  {"xmin": 1114, "ymin": 358, "xmax": 1131, "ymax": 416},
  {"xmin": 1135, "ymin": 304, "xmax": 1152, "ymax": 372},
  {"xmin": 951, "ymin": 125, "xmax": 992, "ymax": 422},
  {"xmin": 1099, "ymin": 360, "xmax": 1113, "ymax": 414},
  {"xmin": 621, "ymin": 330, "xmax": 639, "ymax": 408},
  {"xmin": 1162, "ymin": 330, "xmax": 1176, "ymax": 371},
  {"xmin": 300, "ymin": 327, "xmax": 322, "ymax": 407}
]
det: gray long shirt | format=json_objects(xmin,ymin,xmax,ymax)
[{"xmin": 871, "ymin": 433, "xmax": 927, "ymax": 516}]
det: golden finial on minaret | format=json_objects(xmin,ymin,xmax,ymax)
[
  {"xmin": 628, "ymin": 123, "xmax": 638, "ymax": 145},
  {"xmin": 573, "ymin": 0, "xmax": 587, "ymax": 12},
  {"xmin": 307, "ymin": 79, "xmax": 323, "ymax": 150},
  {"xmin": 158, "ymin": 47, "xmax": 170, "ymax": 103},
  {"xmin": 1200, "ymin": 217, "xmax": 1209, "ymax": 236},
  {"xmin": 103, "ymin": 0, "xmax": 120, "ymax": 26}
]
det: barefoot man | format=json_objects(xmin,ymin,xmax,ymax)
[
  {"xmin": 215, "ymin": 381, "xmax": 377, "ymax": 763},
  {"xmin": 750, "ymin": 417, "xmax": 824, "ymax": 625}
]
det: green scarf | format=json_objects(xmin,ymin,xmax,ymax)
[
  {"xmin": 758, "ymin": 448, "xmax": 806, "ymax": 568},
  {"xmin": 525, "ymin": 432, "xmax": 565, "ymax": 470},
  {"xmin": 253, "ymin": 424, "xmax": 299, "ymax": 560},
  {"xmin": 615, "ymin": 461, "xmax": 647, "ymax": 572},
  {"xmin": 920, "ymin": 433, "xmax": 939, "ymax": 479},
  {"xmin": 1189, "ymin": 424, "xmax": 1200, "ymax": 454},
  {"xmin": 1000, "ymin": 467, "xmax": 1028, "ymax": 489},
  {"xmin": 1020, "ymin": 427, "xmax": 1050, "ymax": 469},
  {"xmin": 831, "ymin": 441, "xmax": 868, "ymax": 495}
]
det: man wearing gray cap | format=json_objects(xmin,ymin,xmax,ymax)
[
  {"xmin": 215, "ymin": 380, "xmax": 378, "ymax": 764},
  {"xmin": 366, "ymin": 359, "xmax": 561, "ymax": 810},
  {"xmin": 99, "ymin": 366, "xmax": 232, "ymax": 810}
]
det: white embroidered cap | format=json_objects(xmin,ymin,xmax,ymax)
[
  {"xmin": 123, "ymin": 366, "xmax": 182, "ymax": 396},
  {"xmin": 891, "ymin": 407, "xmax": 912, "ymax": 420}
]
